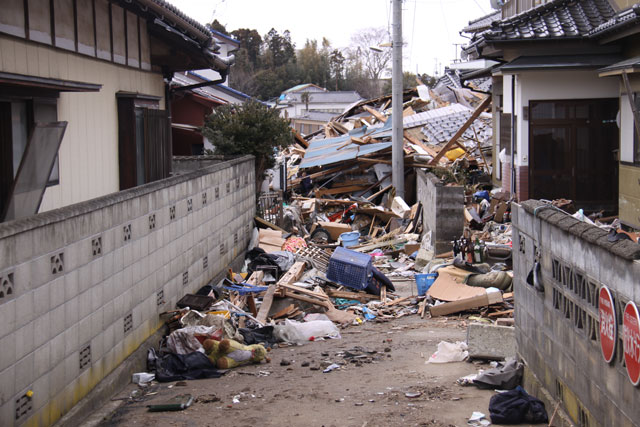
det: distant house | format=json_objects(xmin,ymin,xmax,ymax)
[
  {"xmin": 169, "ymin": 29, "xmax": 251, "ymax": 156},
  {"xmin": 0, "ymin": 0, "xmax": 232, "ymax": 222},
  {"xmin": 277, "ymin": 86, "xmax": 363, "ymax": 135}
]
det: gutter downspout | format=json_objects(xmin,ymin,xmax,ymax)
[
  {"xmin": 510, "ymin": 75, "xmax": 516, "ymax": 198},
  {"xmin": 164, "ymin": 71, "xmax": 174, "ymax": 177}
]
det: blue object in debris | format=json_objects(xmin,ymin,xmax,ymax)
[{"xmin": 473, "ymin": 190, "xmax": 490, "ymax": 202}]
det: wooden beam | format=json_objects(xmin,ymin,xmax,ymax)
[
  {"xmin": 366, "ymin": 184, "xmax": 393, "ymax": 201},
  {"xmin": 325, "ymin": 288, "xmax": 379, "ymax": 302},
  {"xmin": 254, "ymin": 216, "xmax": 286, "ymax": 232},
  {"xmin": 404, "ymin": 131, "xmax": 438, "ymax": 157},
  {"xmin": 316, "ymin": 185, "xmax": 369, "ymax": 197},
  {"xmin": 291, "ymin": 128, "xmax": 309, "ymax": 148},
  {"xmin": 363, "ymin": 105, "xmax": 388, "ymax": 123},
  {"xmin": 428, "ymin": 96, "xmax": 491, "ymax": 165}
]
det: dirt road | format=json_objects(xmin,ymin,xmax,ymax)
[{"xmin": 92, "ymin": 314, "xmax": 504, "ymax": 427}]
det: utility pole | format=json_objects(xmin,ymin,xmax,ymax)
[{"xmin": 392, "ymin": 0, "xmax": 404, "ymax": 199}]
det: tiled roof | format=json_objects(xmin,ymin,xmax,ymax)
[
  {"xmin": 143, "ymin": 0, "xmax": 213, "ymax": 41},
  {"xmin": 415, "ymin": 104, "xmax": 492, "ymax": 147},
  {"xmin": 462, "ymin": 11, "xmax": 502, "ymax": 34},
  {"xmin": 434, "ymin": 69, "xmax": 462, "ymax": 90},
  {"xmin": 484, "ymin": 0, "xmax": 616, "ymax": 41},
  {"xmin": 589, "ymin": 3, "xmax": 640, "ymax": 38}
]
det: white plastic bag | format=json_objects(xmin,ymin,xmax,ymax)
[
  {"xmin": 426, "ymin": 341, "xmax": 468, "ymax": 363},
  {"xmin": 273, "ymin": 319, "xmax": 341, "ymax": 344}
]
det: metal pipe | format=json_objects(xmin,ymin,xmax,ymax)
[{"xmin": 392, "ymin": 0, "xmax": 404, "ymax": 199}]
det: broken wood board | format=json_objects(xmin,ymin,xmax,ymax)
[
  {"xmin": 362, "ymin": 105, "xmax": 387, "ymax": 123},
  {"xmin": 277, "ymin": 262, "xmax": 306, "ymax": 287},
  {"xmin": 325, "ymin": 289, "xmax": 379, "ymax": 302},
  {"xmin": 426, "ymin": 271, "xmax": 486, "ymax": 302},
  {"xmin": 255, "ymin": 216, "xmax": 286, "ymax": 232},
  {"xmin": 316, "ymin": 185, "xmax": 369, "ymax": 197},
  {"xmin": 256, "ymin": 285, "xmax": 276, "ymax": 324}
]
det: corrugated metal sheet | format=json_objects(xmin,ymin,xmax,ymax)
[{"xmin": 299, "ymin": 119, "xmax": 393, "ymax": 169}]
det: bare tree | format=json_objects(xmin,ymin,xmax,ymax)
[{"xmin": 348, "ymin": 27, "xmax": 392, "ymax": 80}]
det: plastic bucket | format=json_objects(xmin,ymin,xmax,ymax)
[
  {"xmin": 415, "ymin": 273, "xmax": 438, "ymax": 296},
  {"xmin": 340, "ymin": 231, "xmax": 360, "ymax": 248}
]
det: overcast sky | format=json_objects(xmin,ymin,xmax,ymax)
[{"xmin": 167, "ymin": 0, "xmax": 491, "ymax": 77}]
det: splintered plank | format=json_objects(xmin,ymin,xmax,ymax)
[
  {"xmin": 362, "ymin": 105, "xmax": 388, "ymax": 123},
  {"xmin": 256, "ymin": 285, "xmax": 276, "ymax": 324},
  {"xmin": 325, "ymin": 289, "xmax": 379, "ymax": 302},
  {"xmin": 277, "ymin": 262, "xmax": 306, "ymax": 287}
]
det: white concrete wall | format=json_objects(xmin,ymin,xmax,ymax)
[
  {"xmin": 502, "ymin": 70, "xmax": 619, "ymax": 167},
  {"xmin": 0, "ymin": 156, "xmax": 255, "ymax": 426},
  {"xmin": 0, "ymin": 34, "xmax": 166, "ymax": 213}
]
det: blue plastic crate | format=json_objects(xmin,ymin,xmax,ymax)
[{"xmin": 326, "ymin": 246, "xmax": 373, "ymax": 290}]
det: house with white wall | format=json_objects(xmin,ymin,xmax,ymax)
[
  {"xmin": 465, "ymin": 0, "xmax": 640, "ymax": 217},
  {"xmin": 0, "ymin": 0, "xmax": 233, "ymax": 222}
]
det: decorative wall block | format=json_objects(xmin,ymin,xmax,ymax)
[
  {"xmin": 15, "ymin": 391, "xmax": 33, "ymax": 423},
  {"xmin": 124, "ymin": 313, "xmax": 133, "ymax": 334},
  {"xmin": 235, "ymin": 177, "xmax": 240, "ymax": 189},
  {"xmin": 220, "ymin": 243, "xmax": 226, "ymax": 256},
  {"xmin": 187, "ymin": 198, "xmax": 193, "ymax": 213},
  {"xmin": 226, "ymin": 182, "xmax": 230, "ymax": 194},
  {"xmin": 202, "ymin": 192, "xmax": 207, "ymax": 206},
  {"xmin": 123, "ymin": 224, "xmax": 132, "ymax": 242},
  {"xmin": 0, "ymin": 272, "xmax": 14, "ymax": 300},
  {"xmin": 169, "ymin": 206, "xmax": 176, "ymax": 221},
  {"xmin": 182, "ymin": 271, "xmax": 188, "ymax": 286},
  {"xmin": 149, "ymin": 214, "xmax": 156, "ymax": 230},
  {"xmin": 234, "ymin": 232, "xmax": 238, "ymax": 245},
  {"xmin": 79, "ymin": 344, "xmax": 91, "ymax": 370},
  {"xmin": 202, "ymin": 256, "xmax": 208, "ymax": 270},
  {"xmin": 51, "ymin": 253, "xmax": 64, "ymax": 275},
  {"xmin": 156, "ymin": 290, "xmax": 164, "ymax": 306},
  {"xmin": 215, "ymin": 187, "xmax": 220, "ymax": 200},
  {"xmin": 92, "ymin": 237, "xmax": 102, "ymax": 257}
]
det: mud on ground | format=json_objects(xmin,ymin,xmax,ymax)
[{"xmin": 93, "ymin": 315, "xmax": 511, "ymax": 427}]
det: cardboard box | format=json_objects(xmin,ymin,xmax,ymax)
[{"xmin": 317, "ymin": 221, "xmax": 352, "ymax": 241}]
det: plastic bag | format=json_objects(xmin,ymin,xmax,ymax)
[
  {"xmin": 273, "ymin": 319, "xmax": 341, "ymax": 345},
  {"xmin": 426, "ymin": 341, "xmax": 468, "ymax": 363}
]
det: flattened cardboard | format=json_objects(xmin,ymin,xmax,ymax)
[
  {"xmin": 426, "ymin": 270, "xmax": 486, "ymax": 302},
  {"xmin": 259, "ymin": 229, "xmax": 285, "ymax": 253}
]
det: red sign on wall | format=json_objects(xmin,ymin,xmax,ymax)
[
  {"xmin": 599, "ymin": 286, "xmax": 617, "ymax": 363},
  {"xmin": 623, "ymin": 301, "xmax": 640, "ymax": 386}
]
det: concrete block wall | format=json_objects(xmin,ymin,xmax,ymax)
[
  {"xmin": 513, "ymin": 200, "xmax": 640, "ymax": 426},
  {"xmin": 416, "ymin": 170, "xmax": 464, "ymax": 254},
  {"xmin": 0, "ymin": 155, "xmax": 255, "ymax": 426}
]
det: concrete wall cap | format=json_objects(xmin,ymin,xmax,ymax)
[{"xmin": 518, "ymin": 199, "xmax": 640, "ymax": 261}]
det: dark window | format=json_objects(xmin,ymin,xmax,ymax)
[
  {"xmin": 117, "ymin": 93, "xmax": 171, "ymax": 190},
  {"xmin": 529, "ymin": 99, "xmax": 618, "ymax": 213},
  {"xmin": 1, "ymin": 96, "xmax": 63, "ymax": 220}
]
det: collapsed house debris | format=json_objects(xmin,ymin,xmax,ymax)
[{"xmin": 126, "ymin": 80, "xmax": 636, "ymax": 423}]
